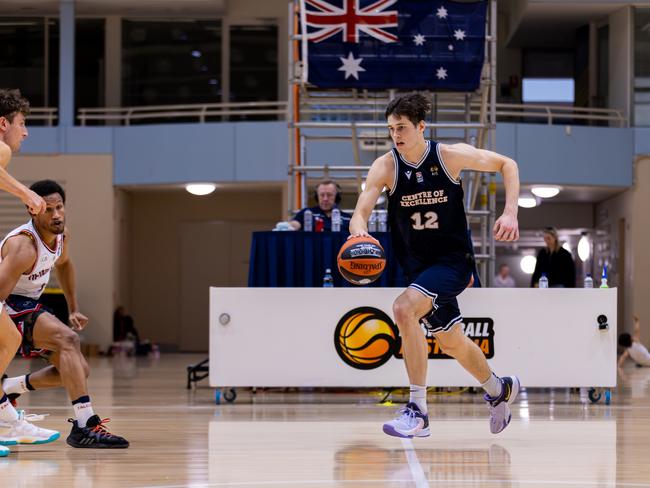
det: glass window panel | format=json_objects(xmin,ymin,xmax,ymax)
[
  {"xmin": 229, "ymin": 25, "xmax": 278, "ymax": 105},
  {"xmin": 122, "ymin": 19, "xmax": 222, "ymax": 107},
  {"xmin": 76, "ymin": 19, "xmax": 105, "ymax": 110},
  {"xmin": 635, "ymin": 8, "xmax": 650, "ymax": 125}
]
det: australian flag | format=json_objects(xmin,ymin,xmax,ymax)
[{"xmin": 300, "ymin": 0, "xmax": 487, "ymax": 90}]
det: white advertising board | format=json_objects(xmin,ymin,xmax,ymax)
[{"xmin": 209, "ymin": 288, "xmax": 616, "ymax": 388}]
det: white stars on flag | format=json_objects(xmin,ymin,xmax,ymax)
[
  {"xmin": 413, "ymin": 34, "xmax": 426, "ymax": 46},
  {"xmin": 436, "ymin": 6, "xmax": 448, "ymax": 19},
  {"xmin": 453, "ymin": 29, "xmax": 466, "ymax": 41},
  {"xmin": 338, "ymin": 52, "xmax": 365, "ymax": 80},
  {"xmin": 436, "ymin": 66, "xmax": 448, "ymax": 80}
]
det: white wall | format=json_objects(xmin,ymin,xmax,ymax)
[{"xmin": 11, "ymin": 154, "xmax": 115, "ymax": 349}]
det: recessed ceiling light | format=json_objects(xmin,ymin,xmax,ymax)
[
  {"xmin": 518, "ymin": 196, "xmax": 538, "ymax": 208},
  {"xmin": 185, "ymin": 183, "xmax": 216, "ymax": 196},
  {"xmin": 531, "ymin": 185, "xmax": 561, "ymax": 198}
]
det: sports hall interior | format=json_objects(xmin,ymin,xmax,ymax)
[{"xmin": 2, "ymin": 0, "xmax": 650, "ymax": 486}]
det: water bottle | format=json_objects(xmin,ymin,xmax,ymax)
[
  {"xmin": 600, "ymin": 265, "xmax": 609, "ymax": 288},
  {"xmin": 378, "ymin": 210, "xmax": 388, "ymax": 232},
  {"xmin": 303, "ymin": 209, "xmax": 313, "ymax": 232},
  {"xmin": 331, "ymin": 208, "xmax": 341, "ymax": 232},
  {"xmin": 584, "ymin": 274, "xmax": 593, "ymax": 288},
  {"xmin": 323, "ymin": 268, "xmax": 334, "ymax": 287},
  {"xmin": 539, "ymin": 273, "xmax": 549, "ymax": 288},
  {"xmin": 368, "ymin": 211, "xmax": 378, "ymax": 232}
]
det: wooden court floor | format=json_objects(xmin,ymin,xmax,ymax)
[{"xmin": 2, "ymin": 353, "xmax": 650, "ymax": 488}]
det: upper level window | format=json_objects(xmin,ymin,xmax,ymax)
[
  {"xmin": 122, "ymin": 19, "xmax": 222, "ymax": 107},
  {"xmin": 522, "ymin": 78, "xmax": 575, "ymax": 103},
  {"xmin": 635, "ymin": 8, "xmax": 650, "ymax": 126}
]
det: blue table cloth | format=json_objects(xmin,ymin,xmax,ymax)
[{"xmin": 248, "ymin": 231, "xmax": 407, "ymax": 287}]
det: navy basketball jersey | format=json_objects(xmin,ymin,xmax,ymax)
[{"xmin": 387, "ymin": 140, "xmax": 472, "ymax": 267}]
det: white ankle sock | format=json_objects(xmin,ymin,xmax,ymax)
[
  {"xmin": 481, "ymin": 373, "xmax": 503, "ymax": 398},
  {"xmin": 73, "ymin": 399, "xmax": 95, "ymax": 428},
  {"xmin": 0, "ymin": 396, "xmax": 19, "ymax": 423},
  {"xmin": 2, "ymin": 375, "xmax": 30, "ymax": 396},
  {"xmin": 409, "ymin": 384, "xmax": 427, "ymax": 414}
]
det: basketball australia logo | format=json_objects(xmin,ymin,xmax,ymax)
[{"xmin": 334, "ymin": 307, "xmax": 495, "ymax": 370}]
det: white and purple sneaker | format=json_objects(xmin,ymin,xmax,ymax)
[
  {"xmin": 382, "ymin": 402, "xmax": 430, "ymax": 438},
  {"xmin": 484, "ymin": 376, "xmax": 520, "ymax": 434}
]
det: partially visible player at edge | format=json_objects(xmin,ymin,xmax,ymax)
[
  {"xmin": 348, "ymin": 93, "xmax": 521, "ymax": 438},
  {"xmin": 0, "ymin": 88, "xmax": 58, "ymax": 455}
]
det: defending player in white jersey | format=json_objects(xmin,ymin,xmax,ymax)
[
  {"xmin": 0, "ymin": 179, "xmax": 129, "ymax": 448},
  {"xmin": 0, "ymin": 89, "xmax": 58, "ymax": 455}
]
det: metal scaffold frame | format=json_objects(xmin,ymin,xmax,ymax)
[{"xmin": 287, "ymin": 0, "xmax": 498, "ymax": 285}]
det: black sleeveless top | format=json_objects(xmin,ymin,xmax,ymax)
[{"xmin": 387, "ymin": 140, "xmax": 472, "ymax": 268}]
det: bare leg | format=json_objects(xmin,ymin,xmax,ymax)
[
  {"xmin": 31, "ymin": 313, "xmax": 89, "ymax": 401},
  {"xmin": 435, "ymin": 324, "xmax": 492, "ymax": 383},
  {"xmin": 392, "ymin": 289, "xmax": 435, "ymax": 386},
  {"xmin": 22, "ymin": 364, "xmax": 62, "ymax": 390},
  {"xmin": 0, "ymin": 311, "xmax": 21, "ymax": 383}
]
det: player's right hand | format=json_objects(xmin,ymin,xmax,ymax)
[
  {"xmin": 347, "ymin": 231, "xmax": 371, "ymax": 240},
  {"xmin": 22, "ymin": 190, "xmax": 46, "ymax": 215}
]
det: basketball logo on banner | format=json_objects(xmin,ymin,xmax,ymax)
[
  {"xmin": 334, "ymin": 307, "xmax": 399, "ymax": 370},
  {"xmin": 334, "ymin": 307, "xmax": 495, "ymax": 370}
]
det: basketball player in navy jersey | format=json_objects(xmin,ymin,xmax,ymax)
[
  {"xmin": 349, "ymin": 93, "xmax": 520, "ymax": 438},
  {"xmin": 0, "ymin": 89, "xmax": 59, "ymax": 455},
  {"xmin": 0, "ymin": 180, "xmax": 128, "ymax": 448}
]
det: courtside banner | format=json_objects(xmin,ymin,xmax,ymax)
[
  {"xmin": 299, "ymin": 0, "xmax": 487, "ymax": 89},
  {"xmin": 210, "ymin": 288, "xmax": 616, "ymax": 387}
]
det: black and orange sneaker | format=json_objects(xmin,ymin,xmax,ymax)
[{"xmin": 66, "ymin": 415, "xmax": 129, "ymax": 449}]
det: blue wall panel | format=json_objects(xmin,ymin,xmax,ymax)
[
  {"xmin": 234, "ymin": 122, "xmax": 287, "ymax": 181},
  {"xmin": 18, "ymin": 122, "xmax": 638, "ymax": 188},
  {"xmin": 21, "ymin": 127, "xmax": 60, "ymax": 153},
  {"xmin": 113, "ymin": 124, "xmax": 237, "ymax": 185}
]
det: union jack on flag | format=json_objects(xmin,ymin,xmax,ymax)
[
  {"xmin": 300, "ymin": 0, "xmax": 488, "ymax": 90},
  {"xmin": 304, "ymin": 0, "xmax": 398, "ymax": 44}
]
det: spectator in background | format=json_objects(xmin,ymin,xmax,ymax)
[
  {"xmin": 493, "ymin": 264, "xmax": 516, "ymax": 287},
  {"xmin": 531, "ymin": 227, "xmax": 576, "ymax": 288},
  {"xmin": 289, "ymin": 179, "xmax": 351, "ymax": 231},
  {"xmin": 113, "ymin": 306, "xmax": 140, "ymax": 343},
  {"xmin": 618, "ymin": 316, "xmax": 650, "ymax": 367}
]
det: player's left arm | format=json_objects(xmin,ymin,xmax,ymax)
[
  {"xmin": 55, "ymin": 227, "xmax": 88, "ymax": 331},
  {"xmin": 440, "ymin": 143, "xmax": 520, "ymax": 242}
]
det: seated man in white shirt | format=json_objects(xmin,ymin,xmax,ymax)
[
  {"xmin": 493, "ymin": 264, "xmax": 516, "ymax": 288},
  {"xmin": 618, "ymin": 316, "xmax": 650, "ymax": 367}
]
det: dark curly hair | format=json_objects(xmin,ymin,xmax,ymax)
[
  {"xmin": 385, "ymin": 93, "xmax": 431, "ymax": 126},
  {"xmin": 618, "ymin": 333, "xmax": 632, "ymax": 349},
  {"xmin": 0, "ymin": 89, "xmax": 30, "ymax": 122},
  {"xmin": 30, "ymin": 179, "xmax": 66, "ymax": 203}
]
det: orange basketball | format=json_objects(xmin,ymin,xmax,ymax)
[{"xmin": 337, "ymin": 236, "xmax": 386, "ymax": 285}]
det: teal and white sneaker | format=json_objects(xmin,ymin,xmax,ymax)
[
  {"xmin": 484, "ymin": 375, "xmax": 520, "ymax": 434},
  {"xmin": 382, "ymin": 402, "xmax": 430, "ymax": 438},
  {"xmin": 0, "ymin": 411, "xmax": 60, "ymax": 446},
  {"xmin": 0, "ymin": 445, "xmax": 8, "ymax": 457}
]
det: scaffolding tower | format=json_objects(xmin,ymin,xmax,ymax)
[{"xmin": 287, "ymin": 0, "xmax": 498, "ymax": 284}]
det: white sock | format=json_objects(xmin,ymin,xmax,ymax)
[
  {"xmin": 481, "ymin": 373, "xmax": 503, "ymax": 398},
  {"xmin": 409, "ymin": 384, "xmax": 427, "ymax": 414},
  {"xmin": 0, "ymin": 395, "xmax": 19, "ymax": 423},
  {"xmin": 2, "ymin": 375, "xmax": 30, "ymax": 396},
  {"xmin": 73, "ymin": 399, "xmax": 95, "ymax": 428}
]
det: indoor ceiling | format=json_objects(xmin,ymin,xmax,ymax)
[
  {"xmin": 503, "ymin": 0, "xmax": 638, "ymax": 48},
  {"xmin": 0, "ymin": 0, "xmax": 226, "ymax": 16}
]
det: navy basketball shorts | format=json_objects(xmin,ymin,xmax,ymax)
[
  {"xmin": 405, "ymin": 253, "xmax": 474, "ymax": 335},
  {"xmin": 4, "ymin": 294, "xmax": 52, "ymax": 359}
]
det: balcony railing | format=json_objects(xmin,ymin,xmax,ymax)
[
  {"xmin": 77, "ymin": 102, "xmax": 288, "ymax": 125},
  {"xmin": 31, "ymin": 102, "xmax": 626, "ymax": 127}
]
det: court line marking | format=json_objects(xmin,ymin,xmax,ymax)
[
  {"xmin": 137, "ymin": 481, "xmax": 650, "ymax": 488},
  {"xmin": 400, "ymin": 437, "xmax": 430, "ymax": 488}
]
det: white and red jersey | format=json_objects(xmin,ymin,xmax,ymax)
[{"xmin": 0, "ymin": 220, "xmax": 64, "ymax": 300}]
